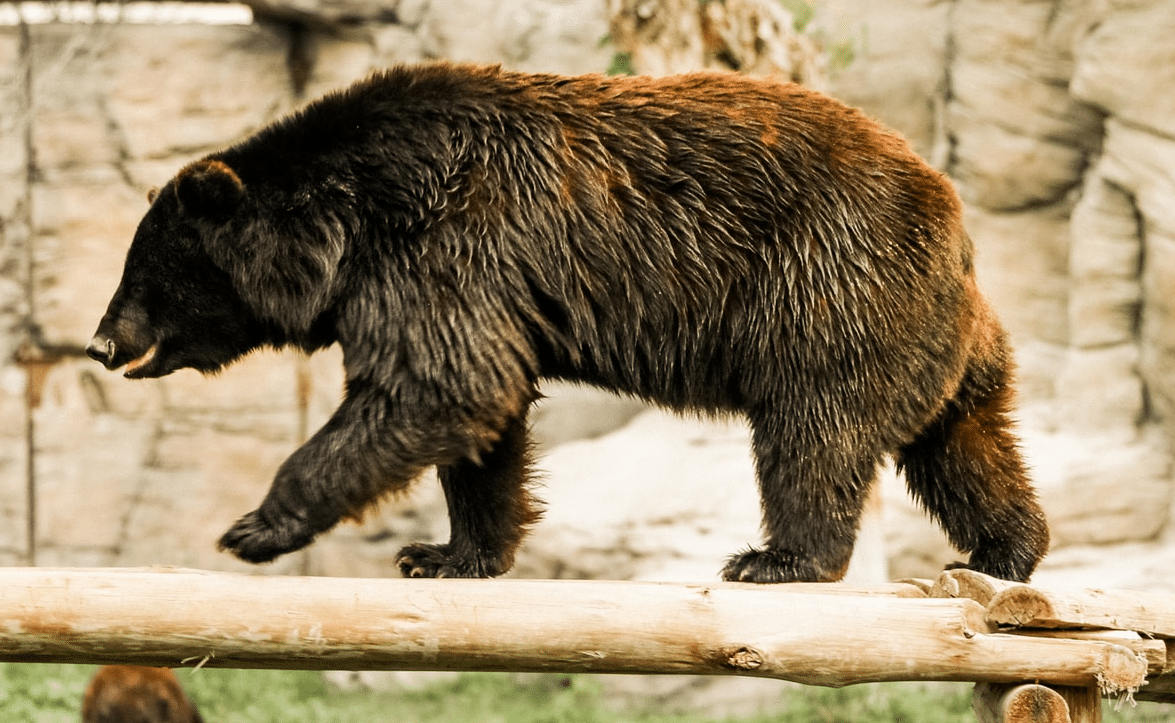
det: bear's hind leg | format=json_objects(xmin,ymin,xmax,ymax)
[
  {"xmin": 897, "ymin": 338, "xmax": 1049, "ymax": 582},
  {"xmin": 722, "ymin": 412, "xmax": 880, "ymax": 583},
  {"xmin": 396, "ymin": 413, "xmax": 542, "ymax": 578}
]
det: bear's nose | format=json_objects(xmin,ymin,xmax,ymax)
[{"xmin": 86, "ymin": 335, "xmax": 115, "ymax": 367}]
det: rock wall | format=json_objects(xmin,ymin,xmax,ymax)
[
  {"xmin": 823, "ymin": 0, "xmax": 1175, "ymax": 585},
  {"xmin": 2, "ymin": 0, "xmax": 1175, "ymax": 589},
  {"xmin": 0, "ymin": 3, "xmax": 620, "ymax": 573}
]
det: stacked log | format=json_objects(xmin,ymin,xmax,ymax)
[{"xmin": 0, "ymin": 567, "xmax": 1173, "ymax": 722}]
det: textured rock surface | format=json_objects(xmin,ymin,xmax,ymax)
[
  {"xmin": 824, "ymin": 0, "xmax": 1175, "ymax": 582},
  {"xmin": 607, "ymin": 0, "xmax": 825, "ymax": 85},
  {"xmin": 0, "ymin": 28, "xmax": 29, "ymax": 566},
  {"xmin": 946, "ymin": 0, "xmax": 1103, "ymax": 210},
  {"xmin": 812, "ymin": 0, "xmax": 949, "ymax": 162}
]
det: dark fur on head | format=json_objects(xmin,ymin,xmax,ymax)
[{"xmin": 88, "ymin": 63, "xmax": 1048, "ymax": 582}]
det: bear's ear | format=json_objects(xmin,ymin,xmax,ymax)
[{"xmin": 175, "ymin": 159, "xmax": 245, "ymax": 220}]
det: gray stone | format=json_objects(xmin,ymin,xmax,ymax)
[
  {"xmin": 531, "ymin": 382, "xmax": 647, "ymax": 449},
  {"xmin": 1140, "ymin": 228, "xmax": 1175, "ymax": 429},
  {"xmin": 495, "ymin": 0, "xmax": 613, "ymax": 74},
  {"xmin": 0, "ymin": 29, "xmax": 30, "ymax": 564},
  {"xmin": 965, "ymin": 205, "xmax": 1072, "ymax": 397},
  {"xmin": 29, "ymin": 353, "xmax": 313, "ymax": 572},
  {"xmin": 7, "ymin": 0, "xmax": 1175, "ymax": 597},
  {"xmin": 1071, "ymin": 0, "xmax": 1175, "ymax": 139},
  {"xmin": 242, "ymin": 0, "xmax": 398, "ymax": 26},
  {"xmin": 608, "ymin": 0, "xmax": 824, "ymax": 84},
  {"xmin": 515, "ymin": 408, "xmax": 889, "ymax": 584},
  {"xmin": 30, "ymin": 358, "xmax": 159, "ymax": 565},
  {"xmin": 1084, "ymin": 119, "xmax": 1175, "ymax": 433},
  {"xmin": 1096, "ymin": 119, "xmax": 1175, "ymax": 240},
  {"xmin": 101, "ymin": 25, "xmax": 291, "ymax": 160},
  {"xmin": 121, "ymin": 383, "xmax": 304, "ymax": 572},
  {"xmin": 606, "ymin": 0, "xmax": 706, "ymax": 76},
  {"xmin": 948, "ymin": 118, "xmax": 1090, "ymax": 211},
  {"xmin": 1055, "ymin": 345, "xmax": 1145, "ymax": 432},
  {"xmin": 294, "ymin": 31, "xmax": 378, "ymax": 101},
  {"xmin": 30, "ymin": 181, "xmax": 146, "ymax": 346},
  {"xmin": 26, "ymin": 27, "xmax": 123, "ymax": 180},
  {"xmin": 817, "ymin": 0, "xmax": 950, "ymax": 163},
  {"xmin": 0, "ymin": 30, "xmax": 27, "ymax": 220},
  {"xmin": 947, "ymin": 0, "xmax": 1102, "ymax": 210},
  {"xmin": 0, "ymin": 365, "xmax": 28, "ymax": 562},
  {"xmin": 699, "ymin": 0, "xmax": 825, "ymax": 84},
  {"xmin": 370, "ymin": 25, "xmax": 426, "ymax": 67},
  {"xmin": 423, "ymin": 0, "xmax": 613, "ymax": 74},
  {"xmin": 1067, "ymin": 167, "xmax": 1143, "ymax": 350},
  {"xmin": 1041, "ymin": 428, "xmax": 1173, "ymax": 548},
  {"xmin": 517, "ymin": 410, "xmax": 762, "ymax": 581}
]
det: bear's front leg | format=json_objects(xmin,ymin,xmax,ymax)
[
  {"xmin": 722, "ymin": 409, "xmax": 882, "ymax": 583},
  {"xmin": 396, "ymin": 413, "xmax": 543, "ymax": 578},
  {"xmin": 218, "ymin": 384, "xmax": 432, "ymax": 564}
]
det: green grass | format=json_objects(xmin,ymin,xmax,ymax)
[{"xmin": 2, "ymin": 664, "xmax": 1174, "ymax": 723}]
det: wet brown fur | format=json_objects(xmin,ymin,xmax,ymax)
[{"xmin": 88, "ymin": 63, "xmax": 1049, "ymax": 582}]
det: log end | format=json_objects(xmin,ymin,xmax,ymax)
[
  {"xmin": 987, "ymin": 587, "xmax": 1058, "ymax": 629},
  {"xmin": 1001, "ymin": 684, "xmax": 1069, "ymax": 723},
  {"xmin": 930, "ymin": 569, "xmax": 1018, "ymax": 606}
]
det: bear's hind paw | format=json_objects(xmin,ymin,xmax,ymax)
[
  {"xmin": 946, "ymin": 552, "xmax": 1037, "ymax": 583},
  {"xmin": 395, "ymin": 542, "xmax": 501, "ymax": 579}
]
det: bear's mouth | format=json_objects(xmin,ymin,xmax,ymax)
[{"xmin": 122, "ymin": 344, "xmax": 159, "ymax": 378}]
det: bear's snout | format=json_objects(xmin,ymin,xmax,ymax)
[{"xmin": 85, "ymin": 334, "xmax": 117, "ymax": 369}]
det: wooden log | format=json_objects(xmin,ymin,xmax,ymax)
[
  {"xmin": 986, "ymin": 584, "xmax": 1175, "ymax": 638},
  {"xmin": 931, "ymin": 569, "xmax": 1021, "ymax": 606},
  {"xmin": 1013, "ymin": 630, "xmax": 1167, "ymax": 676},
  {"xmin": 0, "ymin": 568, "xmax": 1150, "ymax": 693},
  {"xmin": 895, "ymin": 578, "xmax": 934, "ymax": 596},
  {"xmin": 1135, "ymin": 641, "xmax": 1175, "ymax": 703},
  {"xmin": 1056, "ymin": 686, "xmax": 1103, "ymax": 723},
  {"xmin": 973, "ymin": 683, "xmax": 1074, "ymax": 723}
]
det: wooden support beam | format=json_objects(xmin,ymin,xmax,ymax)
[
  {"xmin": 1134, "ymin": 640, "xmax": 1175, "ymax": 702},
  {"xmin": 972, "ymin": 683, "xmax": 1104, "ymax": 723},
  {"xmin": 0, "ymin": 567, "xmax": 1149, "ymax": 695},
  {"xmin": 1013, "ymin": 630, "xmax": 1167, "ymax": 676},
  {"xmin": 930, "ymin": 569, "xmax": 1175, "ymax": 705},
  {"xmin": 973, "ymin": 683, "xmax": 1078, "ymax": 723},
  {"xmin": 1057, "ymin": 686, "xmax": 1103, "ymax": 723}
]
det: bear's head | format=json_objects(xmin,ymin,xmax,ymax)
[{"xmin": 87, "ymin": 158, "xmax": 344, "ymax": 378}]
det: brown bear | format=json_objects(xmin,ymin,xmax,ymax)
[
  {"xmin": 82, "ymin": 666, "xmax": 203, "ymax": 723},
  {"xmin": 87, "ymin": 62, "xmax": 1049, "ymax": 583}
]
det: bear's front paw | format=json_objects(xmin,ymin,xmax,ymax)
[
  {"xmin": 395, "ymin": 543, "xmax": 501, "ymax": 578},
  {"xmin": 218, "ymin": 508, "xmax": 316, "ymax": 563},
  {"xmin": 720, "ymin": 547, "xmax": 842, "ymax": 583}
]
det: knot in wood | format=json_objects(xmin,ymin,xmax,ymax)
[{"xmin": 724, "ymin": 646, "xmax": 764, "ymax": 671}]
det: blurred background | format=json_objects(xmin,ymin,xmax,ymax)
[{"xmin": 1, "ymin": 0, "xmax": 1174, "ymax": 600}]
